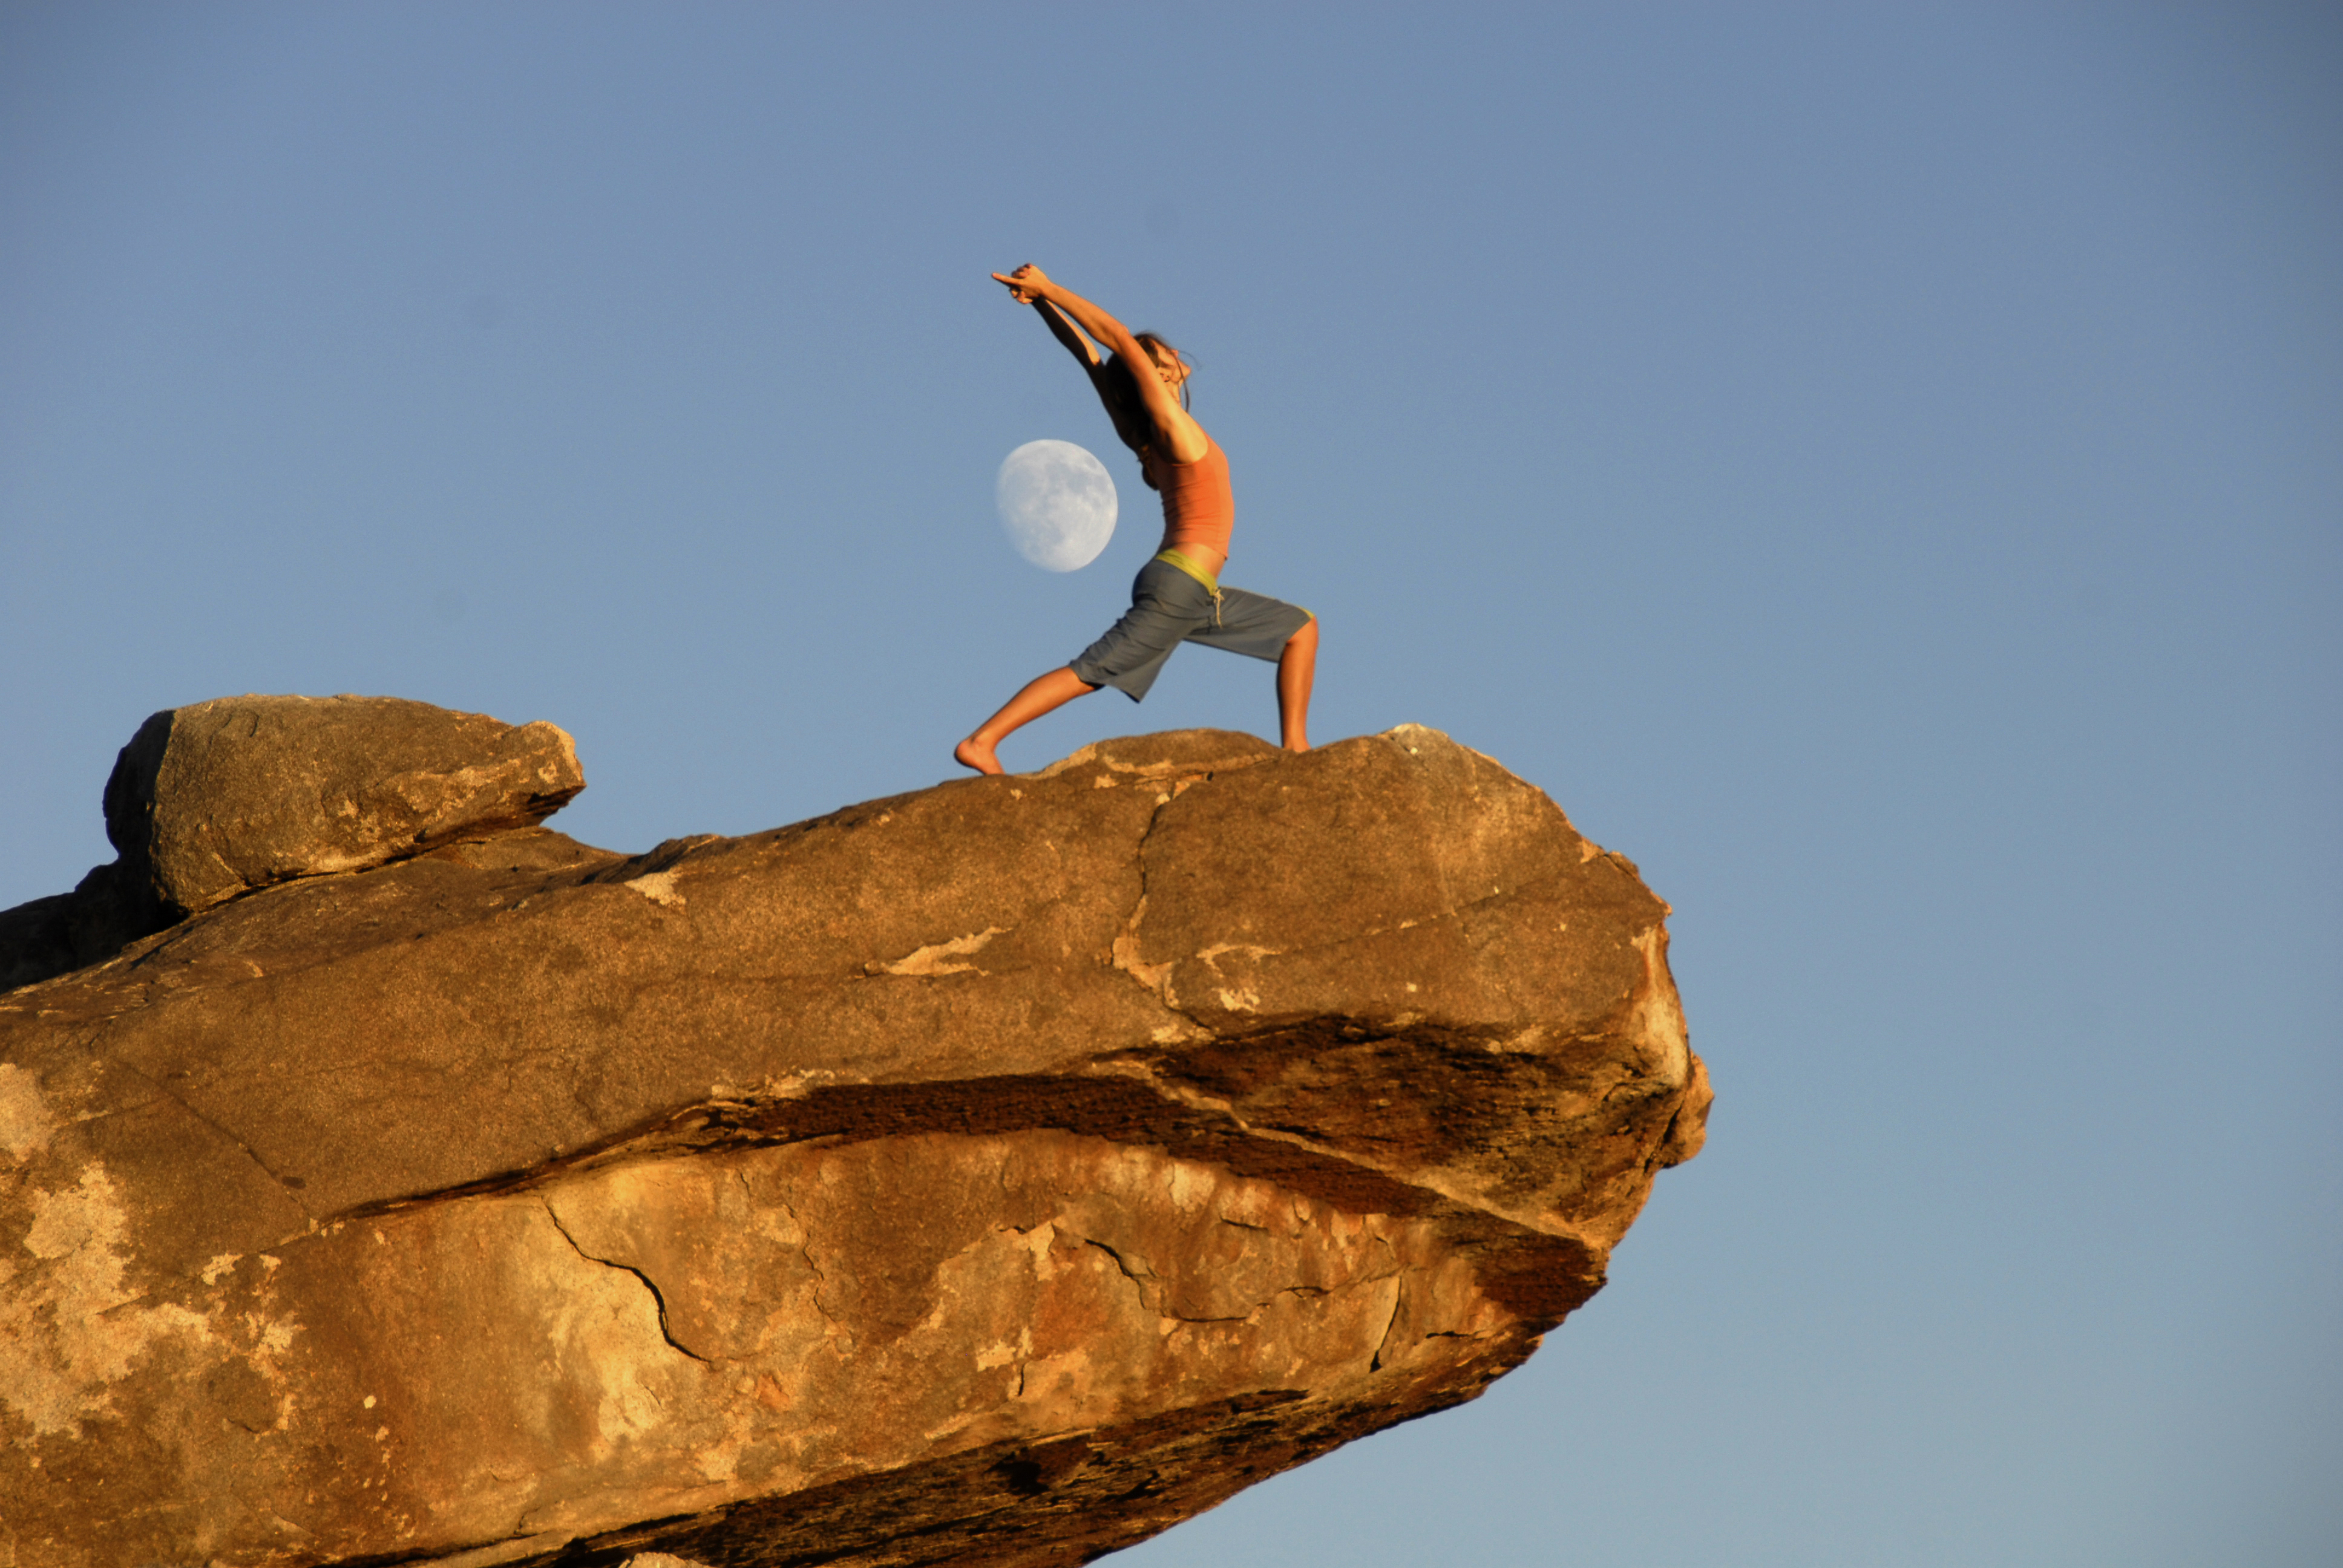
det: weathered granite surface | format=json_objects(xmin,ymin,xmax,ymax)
[{"xmin": 0, "ymin": 715, "xmax": 1708, "ymax": 1567}]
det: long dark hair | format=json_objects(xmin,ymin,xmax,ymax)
[{"xmin": 1099, "ymin": 333, "xmax": 1191, "ymax": 479}]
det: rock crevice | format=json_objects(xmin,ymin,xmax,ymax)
[{"xmin": 540, "ymin": 1196, "xmax": 716, "ymax": 1368}]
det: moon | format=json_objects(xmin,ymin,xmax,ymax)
[{"xmin": 997, "ymin": 439, "xmax": 1118, "ymax": 572}]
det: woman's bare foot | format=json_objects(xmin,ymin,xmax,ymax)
[{"xmin": 954, "ymin": 668, "xmax": 1099, "ymax": 777}]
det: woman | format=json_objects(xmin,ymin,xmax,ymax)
[{"xmin": 954, "ymin": 263, "xmax": 1319, "ymax": 775}]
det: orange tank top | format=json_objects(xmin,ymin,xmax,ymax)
[{"xmin": 1145, "ymin": 435, "xmax": 1234, "ymax": 558}]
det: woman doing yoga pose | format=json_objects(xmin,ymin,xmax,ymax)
[{"xmin": 954, "ymin": 264, "xmax": 1319, "ymax": 776}]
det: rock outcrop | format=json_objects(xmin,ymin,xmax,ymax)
[
  {"xmin": 0, "ymin": 695, "xmax": 583, "ymax": 991},
  {"xmin": 0, "ymin": 705, "xmax": 1709, "ymax": 1567},
  {"xmin": 107, "ymin": 693, "xmax": 585, "ymax": 915}
]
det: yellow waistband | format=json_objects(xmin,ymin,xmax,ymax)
[{"xmin": 1153, "ymin": 548, "xmax": 1221, "ymax": 595}]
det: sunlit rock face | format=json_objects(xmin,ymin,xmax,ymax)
[{"xmin": 0, "ymin": 710, "xmax": 1708, "ymax": 1567}]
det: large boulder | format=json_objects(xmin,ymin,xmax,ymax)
[
  {"xmin": 105, "ymin": 693, "xmax": 586, "ymax": 915},
  {"xmin": 0, "ymin": 718, "xmax": 1709, "ymax": 1567},
  {"xmin": 0, "ymin": 695, "xmax": 583, "ymax": 990}
]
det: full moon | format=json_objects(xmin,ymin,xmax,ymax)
[{"xmin": 997, "ymin": 439, "xmax": 1118, "ymax": 572}]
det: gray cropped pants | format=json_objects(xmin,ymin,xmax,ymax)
[{"xmin": 1070, "ymin": 554, "xmax": 1314, "ymax": 702}]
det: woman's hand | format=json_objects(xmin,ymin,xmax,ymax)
[{"xmin": 992, "ymin": 263, "xmax": 1054, "ymax": 304}]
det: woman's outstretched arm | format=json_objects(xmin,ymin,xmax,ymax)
[
  {"xmin": 1018, "ymin": 295, "xmax": 1150, "ymax": 452},
  {"xmin": 994, "ymin": 264, "xmax": 1207, "ymax": 462},
  {"xmin": 1032, "ymin": 299, "xmax": 1101, "ymax": 368}
]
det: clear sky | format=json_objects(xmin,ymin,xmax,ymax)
[{"xmin": 3, "ymin": 4, "xmax": 2337, "ymax": 1563}]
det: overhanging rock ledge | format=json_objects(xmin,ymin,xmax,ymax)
[{"xmin": 0, "ymin": 710, "xmax": 1709, "ymax": 1568}]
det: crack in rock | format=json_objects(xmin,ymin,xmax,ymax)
[
  {"xmin": 539, "ymin": 1197, "xmax": 713, "ymax": 1365},
  {"xmin": 765, "ymin": 1184, "xmax": 839, "ymax": 1329},
  {"xmin": 1083, "ymin": 1237, "xmax": 1158, "ymax": 1316}
]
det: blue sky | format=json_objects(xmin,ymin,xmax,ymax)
[{"xmin": 3, "ymin": 4, "xmax": 2337, "ymax": 1563}]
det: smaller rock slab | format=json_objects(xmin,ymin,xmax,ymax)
[{"xmin": 102, "ymin": 694, "xmax": 583, "ymax": 916}]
